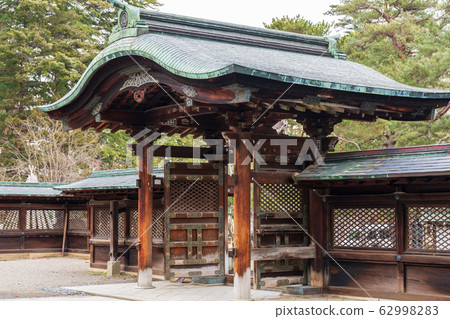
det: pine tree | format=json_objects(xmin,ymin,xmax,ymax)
[
  {"xmin": 264, "ymin": 15, "xmax": 333, "ymax": 36},
  {"xmin": 0, "ymin": 0, "xmax": 159, "ymax": 181},
  {"xmin": 266, "ymin": 2, "xmax": 450, "ymax": 151}
]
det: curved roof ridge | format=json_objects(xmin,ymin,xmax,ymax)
[
  {"xmin": 39, "ymin": 33, "xmax": 450, "ymax": 114},
  {"xmin": 106, "ymin": 1, "xmax": 343, "ymax": 58}
]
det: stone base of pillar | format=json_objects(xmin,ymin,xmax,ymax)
[
  {"xmin": 233, "ymin": 267, "xmax": 251, "ymax": 300},
  {"xmin": 282, "ymin": 285, "xmax": 323, "ymax": 295},
  {"xmin": 137, "ymin": 268, "xmax": 155, "ymax": 289},
  {"xmin": 106, "ymin": 260, "xmax": 121, "ymax": 276},
  {"xmin": 192, "ymin": 276, "xmax": 227, "ymax": 285}
]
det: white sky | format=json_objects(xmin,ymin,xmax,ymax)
[{"xmin": 158, "ymin": 0, "xmax": 340, "ymax": 28}]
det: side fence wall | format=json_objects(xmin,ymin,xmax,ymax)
[
  {"xmin": 0, "ymin": 202, "xmax": 89, "ymax": 254},
  {"xmin": 324, "ymin": 192, "xmax": 450, "ymax": 300}
]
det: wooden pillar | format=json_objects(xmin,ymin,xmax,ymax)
[
  {"xmin": 233, "ymin": 133, "xmax": 252, "ymax": 299},
  {"xmin": 19, "ymin": 202, "xmax": 26, "ymax": 251},
  {"xmin": 396, "ymin": 188, "xmax": 405, "ymax": 293},
  {"xmin": 61, "ymin": 205, "xmax": 69, "ymax": 256},
  {"xmin": 137, "ymin": 145, "xmax": 154, "ymax": 288},
  {"xmin": 110, "ymin": 200, "xmax": 119, "ymax": 261},
  {"xmin": 309, "ymin": 189, "xmax": 324, "ymax": 287},
  {"xmin": 89, "ymin": 203, "xmax": 94, "ymax": 265}
]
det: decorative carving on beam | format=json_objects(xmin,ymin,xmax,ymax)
[
  {"xmin": 133, "ymin": 90, "xmax": 145, "ymax": 103},
  {"xmin": 221, "ymin": 84, "xmax": 258, "ymax": 103},
  {"xmin": 182, "ymin": 85, "xmax": 199, "ymax": 98},
  {"xmin": 160, "ymin": 119, "xmax": 177, "ymax": 127},
  {"xmin": 92, "ymin": 103, "xmax": 102, "ymax": 116},
  {"xmin": 120, "ymin": 71, "xmax": 158, "ymax": 91}
]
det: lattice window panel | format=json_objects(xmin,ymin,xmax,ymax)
[
  {"xmin": 130, "ymin": 208, "xmax": 139, "ymax": 238},
  {"xmin": 0, "ymin": 209, "xmax": 19, "ymax": 230},
  {"xmin": 153, "ymin": 208, "xmax": 164, "ymax": 240},
  {"xmin": 408, "ymin": 206, "xmax": 450, "ymax": 252},
  {"xmin": 68, "ymin": 210, "xmax": 88, "ymax": 231},
  {"xmin": 260, "ymin": 183, "xmax": 303, "ymax": 216},
  {"xmin": 119, "ymin": 212, "xmax": 125, "ymax": 238},
  {"xmin": 94, "ymin": 208, "xmax": 109, "ymax": 238},
  {"xmin": 94, "ymin": 207, "xmax": 125, "ymax": 238},
  {"xmin": 332, "ymin": 207, "xmax": 396, "ymax": 249},
  {"xmin": 26, "ymin": 210, "xmax": 64, "ymax": 230},
  {"xmin": 130, "ymin": 208, "xmax": 165, "ymax": 240},
  {"xmin": 170, "ymin": 180, "xmax": 218, "ymax": 213}
]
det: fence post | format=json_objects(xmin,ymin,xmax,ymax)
[{"xmin": 61, "ymin": 205, "xmax": 69, "ymax": 256}]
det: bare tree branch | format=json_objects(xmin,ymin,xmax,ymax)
[
  {"xmin": 438, "ymin": 134, "xmax": 450, "ymax": 145},
  {"xmin": 332, "ymin": 132, "xmax": 361, "ymax": 151}
]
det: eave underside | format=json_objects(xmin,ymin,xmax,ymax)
[{"xmin": 45, "ymin": 56, "xmax": 448, "ymax": 136}]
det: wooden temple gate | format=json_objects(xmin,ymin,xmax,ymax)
[{"xmin": 38, "ymin": 1, "xmax": 450, "ymax": 299}]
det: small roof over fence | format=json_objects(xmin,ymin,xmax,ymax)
[
  {"xmin": 295, "ymin": 144, "xmax": 450, "ymax": 182},
  {"xmin": 56, "ymin": 167, "xmax": 164, "ymax": 192},
  {"xmin": 0, "ymin": 182, "xmax": 64, "ymax": 197}
]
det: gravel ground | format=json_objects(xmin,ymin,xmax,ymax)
[{"xmin": 0, "ymin": 257, "xmax": 137, "ymax": 299}]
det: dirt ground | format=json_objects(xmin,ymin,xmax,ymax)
[{"xmin": 0, "ymin": 256, "xmax": 137, "ymax": 299}]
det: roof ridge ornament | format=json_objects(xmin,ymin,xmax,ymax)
[
  {"xmin": 106, "ymin": 0, "xmax": 148, "ymax": 44},
  {"xmin": 324, "ymin": 35, "xmax": 347, "ymax": 60}
]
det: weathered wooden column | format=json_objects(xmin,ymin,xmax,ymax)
[
  {"xmin": 107, "ymin": 200, "xmax": 120, "ymax": 276},
  {"xmin": 309, "ymin": 190, "xmax": 324, "ymax": 287},
  {"xmin": 110, "ymin": 200, "xmax": 119, "ymax": 261},
  {"xmin": 61, "ymin": 205, "xmax": 69, "ymax": 256},
  {"xmin": 19, "ymin": 203, "xmax": 26, "ymax": 251},
  {"xmin": 232, "ymin": 132, "xmax": 252, "ymax": 299},
  {"xmin": 395, "ymin": 186, "xmax": 405, "ymax": 293},
  {"xmin": 137, "ymin": 144, "xmax": 154, "ymax": 288}
]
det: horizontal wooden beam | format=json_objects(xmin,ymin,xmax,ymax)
[
  {"xmin": 251, "ymin": 170, "xmax": 295, "ymax": 184},
  {"xmin": 330, "ymin": 250, "xmax": 450, "ymax": 266},
  {"xmin": 97, "ymin": 105, "xmax": 219, "ymax": 127},
  {"xmin": 152, "ymin": 145, "xmax": 219, "ymax": 159},
  {"xmin": 329, "ymin": 250, "xmax": 397, "ymax": 263},
  {"xmin": 251, "ymin": 245, "xmax": 315, "ymax": 261},
  {"xmin": 130, "ymin": 144, "xmax": 223, "ymax": 159},
  {"xmin": 89, "ymin": 199, "xmax": 137, "ymax": 207}
]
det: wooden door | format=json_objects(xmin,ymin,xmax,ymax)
[
  {"xmin": 164, "ymin": 162, "xmax": 226, "ymax": 279},
  {"xmin": 253, "ymin": 169, "xmax": 309, "ymax": 289}
]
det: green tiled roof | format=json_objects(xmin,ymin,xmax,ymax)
[
  {"xmin": 295, "ymin": 144, "xmax": 450, "ymax": 182},
  {"xmin": 38, "ymin": 5, "xmax": 450, "ymax": 113},
  {"xmin": 56, "ymin": 167, "xmax": 164, "ymax": 192},
  {"xmin": 0, "ymin": 183, "xmax": 64, "ymax": 197}
]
